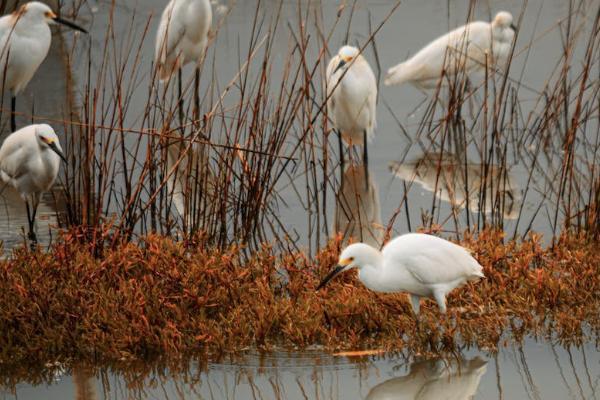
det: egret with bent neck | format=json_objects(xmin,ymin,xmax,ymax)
[{"xmin": 317, "ymin": 233, "xmax": 484, "ymax": 315}]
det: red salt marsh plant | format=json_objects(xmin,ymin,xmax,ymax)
[{"xmin": 0, "ymin": 228, "xmax": 597, "ymax": 366}]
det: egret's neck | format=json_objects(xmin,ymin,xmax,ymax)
[{"xmin": 357, "ymin": 249, "xmax": 384, "ymax": 292}]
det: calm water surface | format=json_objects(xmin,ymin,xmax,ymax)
[{"xmin": 1, "ymin": 339, "xmax": 598, "ymax": 399}]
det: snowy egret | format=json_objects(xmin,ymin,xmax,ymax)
[
  {"xmin": 155, "ymin": 0, "xmax": 212, "ymax": 81},
  {"xmin": 326, "ymin": 45, "xmax": 377, "ymax": 174},
  {"xmin": 155, "ymin": 0, "xmax": 212, "ymax": 124},
  {"xmin": 0, "ymin": 2, "xmax": 87, "ymax": 131},
  {"xmin": 317, "ymin": 233, "xmax": 484, "ymax": 315},
  {"xmin": 384, "ymin": 11, "xmax": 516, "ymax": 89},
  {"xmin": 0, "ymin": 124, "xmax": 65, "ymax": 243},
  {"xmin": 366, "ymin": 357, "xmax": 487, "ymax": 400}
]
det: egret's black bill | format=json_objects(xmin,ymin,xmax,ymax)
[
  {"xmin": 510, "ymin": 23, "xmax": 518, "ymax": 32},
  {"xmin": 49, "ymin": 142, "xmax": 67, "ymax": 164},
  {"xmin": 333, "ymin": 60, "xmax": 347, "ymax": 74},
  {"xmin": 316, "ymin": 265, "xmax": 345, "ymax": 291},
  {"xmin": 53, "ymin": 17, "xmax": 88, "ymax": 34}
]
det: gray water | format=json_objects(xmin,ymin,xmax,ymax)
[{"xmin": 1, "ymin": 339, "xmax": 598, "ymax": 399}]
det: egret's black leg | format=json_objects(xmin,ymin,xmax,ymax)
[
  {"xmin": 11, "ymin": 96, "xmax": 16, "ymax": 132},
  {"xmin": 25, "ymin": 201, "xmax": 37, "ymax": 244},
  {"xmin": 363, "ymin": 130, "xmax": 369, "ymax": 190},
  {"xmin": 178, "ymin": 69, "xmax": 184, "ymax": 128},
  {"xmin": 194, "ymin": 67, "xmax": 200, "ymax": 123},
  {"xmin": 337, "ymin": 130, "xmax": 345, "ymax": 188}
]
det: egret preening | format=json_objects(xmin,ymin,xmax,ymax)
[
  {"xmin": 317, "ymin": 233, "xmax": 484, "ymax": 315},
  {"xmin": 0, "ymin": 2, "xmax": 87, "ymax": 131},
  {"xmin": 326, "ymin": 45, "xmax": 377, "ymax": 178},
  {"xmin": 155, "ymin": 0, "xmax": 212, "ymax": 122},
  {"xmin": 0, "ymin": 124, "xmax": 66, "ymax": 243},
  {"xmin": 384, "ymin": 11, "xmax": 516, "ymax": 89}
]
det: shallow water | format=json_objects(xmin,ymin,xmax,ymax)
[{"xmin": 1, "ymin": 339, "xmax": 598, "ymax": 399}]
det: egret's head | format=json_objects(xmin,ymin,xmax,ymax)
[
  {"xmin": 333, "ymin": 45, "xmax": 361, "ymax": 74},
  {"xmin": 36, "ymin": 124, "xmax": 67, "ymax": 163},
  {"xmin": 19, "ymin": 2, "xmax": 87, "ymax": 33},
  {"xmin": 493, "ymin": 11, "xmax": 517, "ymax": 32},
  {"xmin": 316, "ymin": 243, "xmax": 377, "ymax": 290}
]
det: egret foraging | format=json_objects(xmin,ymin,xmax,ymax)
[
  {"xmin": 0, "ymin": 2, "xmax": 87, "ymax": 131},
  {"xmin": 0, "ymin": 124, "xmax": 66, "ymax": 243},
  {"xmin": 155, "ymin": 0, "xmax": 212, "ymax": 122},
  {"xmin": 326, "ymin": 45, "xmax": 377, "ymax": 174},
  {"xmin": 317, "ymin": 233, "xmax": 484, "ymax": 315},
  {"xmin": 384, "ymin": 11, "xmax": 516, "ymax": 89}
]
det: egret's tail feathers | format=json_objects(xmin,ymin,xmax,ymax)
[
  {"xmin": 385, "ymin": 62, "xmax": 410, "ymax": 86},
  {"xmin": 157, "ymin": 57, "xmax": 181, "ymax": 82},
  {"xmin": 470, "ymin": 265, "xmax": 485, "ymax": 280}
]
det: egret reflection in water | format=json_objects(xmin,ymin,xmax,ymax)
[
  {"xmin": 390, "ymin": 152, "xmax": 521, "ymax": 220},
  {"xmin": 333, "ymin": 164, "xmax": 383, "ymax": 247},
  {"xmin": 366, "ymin": 357, "xmax": 488, "ymax": 400}
]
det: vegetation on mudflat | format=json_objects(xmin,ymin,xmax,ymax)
[{"xmin": 0, "ymin": 228, "xmax": 597, "ymax": 366}]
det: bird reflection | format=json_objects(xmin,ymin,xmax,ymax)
[
  {"xmin": 73, "ymin": 366, "xmax": 97, "ymax": 400},
  {"xmin": 390, "ymin": 152, "xmax": 521, "ymax": 219},
  {"xmin": 366, "ymin": 357, "xmax": 488, "ymax": 400},
  {"xmin": 333, "ymin": 164, "xmax": 383, "ymax": 247}
]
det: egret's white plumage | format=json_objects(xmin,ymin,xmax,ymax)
[
  {"xmin": 0, "ymin": 2, "xmax": 86, "ymax": 131},
  {"xmin": 155, "ymin": 0, "xmax": 212, "ymax": 81},
  {"xmin": 0, "ymin": 124, "xmax": 65, "ymax": 241},
  {"xmin": 385, "ymin": 11, "xmax": 516, "ymax": 88},
  {"xmin": 317, "ymin": 233, "xmax": 484, "ymax": 314},
  {"xmin": 326, "ymin": 45, "xmax": 377, "ymax": 146}
]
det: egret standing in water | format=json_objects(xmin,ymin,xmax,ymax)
[
  {"xmin": 385, "ymin": 11, "xmax": 516, "ymax": 89},
  {"xmin": 0, "ymin": 124, "xmax": 66, "ymax": 243},
  {"xmin": 0, "ymin": 2, "xmax": 87, "ymax": 131},
  {"xmin": 317, "ymin": 233, "xmax": 484, "ymax": 315},
  {"xmin": 326, "ymin": 45, "xmax": 377, "ymax": 177},
  {"xmin": 155, "ymin": 0, "xmax": 212, "ymax": 121}
]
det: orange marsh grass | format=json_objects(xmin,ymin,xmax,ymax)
[{"xmin": 0, "ymin": 228, "xmax": 598, "ymax": 366}]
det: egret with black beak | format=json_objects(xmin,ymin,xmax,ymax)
[
  {"xmin": 326, "ymin": 45, "xmax": 377, "ymax": 180},
  {"xmin": 0, "ymin": 1, "xmax": 87, "ymax": 131},
  {"xmin": 0, "ymin": 124, "xmax": 66, "ymax": 244},
  {"xmin": 317, "ymin": 233, "xmax": 484, "ymax": 315}
]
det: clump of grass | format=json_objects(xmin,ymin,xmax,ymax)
[{"xmin": 0, "ymin": 228, "xmax": 597, "ymax": 366}]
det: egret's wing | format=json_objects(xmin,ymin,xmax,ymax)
[
  {"xmin": 365, "ymin": 64, "xmax": 377, "ymax": 134},
  {"xmin": 155, "ymin": 0, "xmax": 186, "ymax": 79},
  {"xmin": 0, "ymin": 135, "xmax": 29, "ymax": 182},
  {"xmin": 0, "ymin": 14, "xmax": 15, "ymax": 63},
  {"xmin": 385, "ymin": 234, "xmax": 483, "ymax": 285},
  {"xmin": 325, "ymin": 55, "xmax": 341, "ymax": 123}
]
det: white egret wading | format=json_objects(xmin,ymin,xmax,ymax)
[
  {"xmin": 0, "ymin": 2, "xmax": 87, "ymax": 131},
  {"xmin": 155, "ymin": 0, "xmax": 212, "ymax": 122},
  {"xmin": 317, "ymin": 233, "xmax": 484, "ymax": 315},
  {"xmin": 0, "ymin": 124, "xmax": 66, "ymax": 243},
  {"xmin": 326, "ymin": 45, "xmax": 377, "ymax": 178},
  {"xmin": 384, "ymin": 11, "xmax": 516, "ymax": 89}
]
